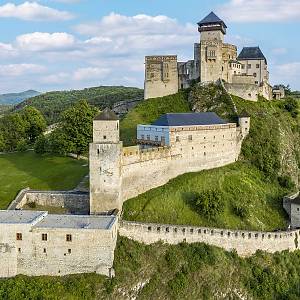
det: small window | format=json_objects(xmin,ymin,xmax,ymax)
[
  {"xmin": 103, "ymin": 135, "xmax": 107, "ymax": 140},
  {"xmin": 97, "ymin": 149, "xmax": 100, "ymax": 155},
  {"xmin": 16, "ymin": 233, "xmax": 22, "ymax": 241},
  {"xmin": 147, "ymin": 135, "xmax": 150, "ymax": 140},
  {"xmin": 176, "ymin": 136, "xmax": 180, "ymax": 142},
  {"xmin": 141, "ymin": 135, "xmax": 145, "ymax": 140},
  {"xmin": 253, "ymin": 73, "xmax": 257, "ymax": 77},
  {"xmin": 188, "ymin": 135, "xmax": 192, "ymax": 141},
  {"xmin": 66, "ymin": 234, "xmax": 72, "ymax": 242},
  {"xmin": 43, "ymin": 248, "xmax": 47, "ymax": 253},
  {"xmin": 256, "ymin": 64, "xmax": 260, "ymax": 68},
  {"xmin": 297, "ymin": 208, "xmax": 300, "ymax": 212},
  {"xmin": 155, "ymin": 136, "xmax": 158, "ymax": 142},
  {"xmin": 204, "ymin": 152, "xmax": 206, "ymax": 156},
  {"xmin": 42, "ymin": 233, "xmax": 48, "ymax": 241},
  {"xmin": 18, "ymin": 248, "xmax": 21, "ymax": 253},
  {"xmin": 255, "ymin": 81, "xmax": 258, "ymax": 84},
  {"xmin": 68, "ymin": 249, "xmax": 72, "ymax": 254},
  {"xmin": 247, "ymin": 64, "xmax": 251, "ymax": 69}
]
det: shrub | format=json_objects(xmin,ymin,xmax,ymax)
[
  {"xmin": 34, "ymin": 135, "xmax": 47, "ymax": 154},
  {"xmin": 233, "ymin": 204, "xmax": 249, "ymax": 219},
  {"xmin": 16, "ymin": 139, "xmax": 28, "ymax": 152},
  {"xmin": 278, "ymin": 176, "xmax": 295, "ymax": 190},
  {"xmin": 193, "ymin": 189, "xmax": 224, "ymax": 219},
  {"xmin": 27, "ymin": 202, "xmax": 36, "ymax": 209}
]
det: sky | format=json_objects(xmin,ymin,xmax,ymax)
[{"xmin": 0, "ymin": 0, "xmax": 299, "ymax": 93}]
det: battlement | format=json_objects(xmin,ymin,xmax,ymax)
[
  {"xmin": 120, "ymin": 221, "xmax": 298, "ymax": 256},
  {"xmin": 145, "ymin": 55, "xmax": 177, "ymax": 62}
]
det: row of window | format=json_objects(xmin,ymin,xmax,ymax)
[
  {"xmin": 18, "ymin": 247, "xmax": 72, "ymax": 255},
  {"xmin": 241, "ymin": 63, "xmax": 261, "ymax": 69},
  {"xmin": 16, "ymin": 233, "xmax": 72, "ymax": 242}
]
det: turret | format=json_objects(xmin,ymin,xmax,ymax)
[
  {"xmin": 238, "ymin": 110, "xmax": 250, "ymax": 137},
  {"xmin": 89, "ymin": 108, "xmax": 122, "ymax": 214}
]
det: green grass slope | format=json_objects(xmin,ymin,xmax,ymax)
[
  {"xmin": 14, "ymin": 86, "xmax": 143, "ymax": 124},
  {"xmin": 2, "ymin": 237, "xmax": 300, "ymax": 300},
  {"xmin": 120, "ymin": 91, "xmax": 191, "ymax": 146},
  {"xmin": 0, "ymin": 151, "xmax": 88, "ymax": 209},
  {"xmin": 123, "ymin": 162, "xmax": 288, "ymax": 231}
]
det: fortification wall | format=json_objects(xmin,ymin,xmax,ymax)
[
  {"xmin": 121, "ymin": 125, "xmax": 241, "ymax": 201},
  {"xmin": 224, "ymin": 83, "xmax": 258, "ymax": 101},
  {"xmin": 119, "ymin": 221, "xmax": 298, "ymax": 256},
  {"xmin": 9, "ymin": 189, "xmax": 89, "ymax": 214}
]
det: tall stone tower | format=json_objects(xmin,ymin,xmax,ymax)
[
  {"xmin": 238, "ymin": 110, "xmax": 251, "ymax": 138},
  {"xmin": 89, "ymin": 108, "xmax": 122, "ymax": 214},
  {"xmin": 198, "ymin": 12, "xmax": 227, "ymax": 82}
]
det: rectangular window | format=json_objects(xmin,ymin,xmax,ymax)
[
  {"xmin": 68, "ymin": 249, "xmax": 72, "ymax": 254},
  {"xmin": 66, "ymin": 234, "xmax": 72, "ymax": 242},
  {"xmin": 241, "ymin": 64, "xmax": 245, "ymax": 69},
  {"xmin": 42, "ymin": 233, "xmax": 48, "ymax": 241},
  {"xmin": 103, "ymin": 135, "xmax": 107, "ymax": 140},
  {"xmin": 188, "ymin": 135, "xmax": 192, "ymax": 141},
  {"xmin": 43, "ymin": 248, "xmax": 47, "ymax": 253},
  {"xmin": 256, "ymin": 64, "xmax": 260, "ymax": 68},
  {"xmin": 247, "ymin": 64, "xmax": 251, "ymax": 69},
  {"xmin": 155, "ymin": 136, "xmax": 158, "ymax": 142},
  {"xmin": 18, "ymin": 248, "xmax": 21, "ymax": 253},
  {"xmin": 147, "ymin": 135, "xmax": 150, "ymax": 140},
  {"xmin": 253, "ymin": 73, "xmax": 257, "ymax": 77},
  {"xmin": 16, "ymin": 233, "xmax": 22, "ymax": 241},
  {"xmin": 176, "ymin": 136, "xmax": 180, "ymax": 142}
]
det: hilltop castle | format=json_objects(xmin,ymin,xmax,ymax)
[{"xmin": 144, "ymin": 12, "xmax": 282, "ymax": 101}]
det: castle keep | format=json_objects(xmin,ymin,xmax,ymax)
[{"xmin": 144, "ymin": 12, "xmax": 281, "ymax": 101}]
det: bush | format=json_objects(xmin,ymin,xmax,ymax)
[
  {"xmin": 278, "ymin": 176, "xmax": 295, "ymax": 190},
  {"xmin": 193, "ymin": 189, "xmax": 224, "ymax": 219},
  {"xmin": 283, "ymin": 98, "xmax": 298, "ymax": 118},
  {"xmin": 233, "ymin": 204, "xmax": 249, "ymax": 219},
  {"xmin": 16, "ymin": 139, "xmax": 28, "ymax": 152},
  {"xmin": 34, "ymin": 135, "xmax": 47, "ymax": 154}
]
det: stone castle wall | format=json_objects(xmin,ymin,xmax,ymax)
[
  {"xmin": 9, "ymin": 189, "xmax": 89, "ymax": 214},
  {"xmin": 224, "ymin": 83, "xmax": 259, "ymax": 101},
  {"xmin": 144, "ymin": 56, "xmax": 179, "ymax": 100},
  {"xmin": 121, "ymin": 124, "xmax": 244, "ymax": 201},
  {"xmin": 119, "ymin": 221, "xmax": 298, "ymax": 256}
]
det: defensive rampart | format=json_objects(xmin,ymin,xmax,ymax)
[
  {"xmin": 119, "ymin": 221, "xmax": 298, "ymax": 256},
  {"xmin": 9, "ymin": 189, "xmax": 89, "ymax": 214}
]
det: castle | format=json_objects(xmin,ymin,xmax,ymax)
[
  {"xmin": 144, "ymin": 12, "xmax": 283, "ymax": 101},
  {"xmin": 89, "ymin": 108, "xmax": 250, "ymax": 213}
]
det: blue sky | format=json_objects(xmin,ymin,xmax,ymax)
[{"xmin": 0, "ymin": 0, "xmax": 299, "ymax": 93}]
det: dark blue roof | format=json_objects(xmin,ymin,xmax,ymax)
[
  {"xmin": 197, "ymin": 12, "xmax": 227, "ymax": 28},
  {"xmin": 237, "ymin": 47, "xmax": 267, "ymax": 63},
  {"xmin": 152, "ymin": 112, "xmax": 227, "ymax": 127}
]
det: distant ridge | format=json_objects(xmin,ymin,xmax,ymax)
[{"xmin": 0, "ymin": 90, "xmax": 40, "ymax": 105}]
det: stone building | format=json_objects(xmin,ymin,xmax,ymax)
[
  {"xmin": 283, "ymin": 192, "xmax": 300, "ymax": 228},
  {"xmin": 144, "ymin": 55, "xmax": 179, "ymax": 99},
  {"xmin": 0, "ymin": 210, "xmax": 117, "ymax": 278},
  {"xmin": 90, "ymin": 109, "xmax": 250, "ymax": 214},
  {"xmin": 144, "ymin": 11, "xmax": 283, "ymax": 101}
]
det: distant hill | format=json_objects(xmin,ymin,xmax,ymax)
[
  {"xmin": 0, "ymin": 90, "xmax": 40, "ymax": 105},
  {"xmin": 14, "ymin": 86, "xmax": 143, "ymax": 124}
]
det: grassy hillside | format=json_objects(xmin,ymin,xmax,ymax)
[
  {"xmin": 0, "ymin": 90, "xmax": 40, "ymax": 105},
  {"xmin": 2, "ymin": 237, "xmax": 300, "ymax": 299},
  {"xmin": 123, "ymin": 162, "xmax": 288, "ymax": 231},
  {"xmin": 120, "ymin": 91, "xmax": 191, "ymax": 146},
  {"xmin": 0, "ymin": 151, "xmax": 88, "ymax": 209},
  {"xmin": 123, "ymin": 84, "xmax": 300, "ymax": 230},
  {"xmin": 14, "ymin": 86, "xmax": 143, "ymax": 124}
]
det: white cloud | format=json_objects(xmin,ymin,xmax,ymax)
[
  {"xmin": 0, "ymin": 2, "xmax": 74, "ymax": 21},
  {"xmin": 76, "ymin": 12, "xmax": 195, "ymax": 37},
  {"xmin": 219, "ymin": 0, "xmax": 300, "ymax": 22},
  {"xmin": 0, "ymin": 64, "xmax": 45, "ymax": 76},
  {"xmin": 270, "ymin": 62, "xmax": 300, "ymax": 89},
  {"xmin": 16, "ymin": 32, "xmax": 76, "ymax": 51},
  {"xmin": 73, "ymin": 67, "xmax": 111, "ymax": 81}
]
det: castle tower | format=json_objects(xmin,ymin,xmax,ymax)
[
  {"xmin": 238, "ymin": 110, "xmax": 250, "ymax": 138},
  {"xmin": 198, "ymin": 12, "xmax": 227, "ymax": 83},
  {"xmin": 89, "ymin": 108, "xmax": 122, "ymax": 214}
]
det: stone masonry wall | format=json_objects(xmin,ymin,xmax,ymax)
[
  {"xmin": 9, "ymin": 189, "xmax": 89, "ymax": 214},
  {"xmin": 121, "ymin": 124, "xmax": 242, "ymax": 201},
  {"xmin": 119, "ymin": 221, "xmax": 298, "ymax": 256},
  {"xmin": 224, "ymin": 83, "xmax": 258, "ymax": 101}
]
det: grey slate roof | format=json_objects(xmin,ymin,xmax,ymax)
[
  {"xmin": 237, "ymin": 47, "xmax": 267, "ymax": 63},
  {"xmin": 94, "ymin": 107, "xmax": 119, "ymax": 121},
  {"xmin": 34, "ymin": 214, "xmax": 117, "ymax": 230},
  {"xmin": 239, "ymin": 110, "xmax": 250, "ymax": 118},
  {"xmin": 197, "ymin": 12, "xmax": 227, "ymax": 28},
  {"xmin": 0, "ymin": 210, "xmax": 46, "ymax": 224},
  {"xmin": 152, "ymin": 112, "xmax": 227, "ymax": 127}
]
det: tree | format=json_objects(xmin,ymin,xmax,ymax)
[
  {"xmin": 21, "ymin": 106, "xmax": 47, "ymax": 143},
  {"xmin": 50, "ymin": 100, "xmax": 98, "ymax": 158}
]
